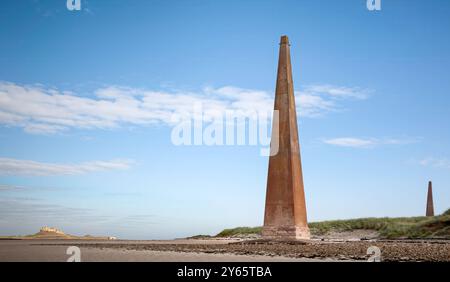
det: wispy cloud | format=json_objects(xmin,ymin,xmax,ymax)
[
  {"xmin": 323, "ymin": 137, "xmax": 421, "ymax": 148},
  {"xmin": 0, "ymin": 157, "xmax": 134, "ymax": 176},
  {"xmin": 0, "ymin": 184, "xmax": 25, "ymax": 191},
  {"xmin": 418, "ymin": 157, "xmax": 450, "ymax": 169},
  {"xmin": 323, "ymin": 137, "xmax": 377, "ymax": 148},
  {"xmin": 0, "ymin": 81, "xmax": 370, "ymax": 134},
  {"xmin": 302, "ymin": 85, "xmax": 371, "ymax": 100}
]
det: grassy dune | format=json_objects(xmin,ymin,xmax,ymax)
[{"xmin": 215, "ymin": 209, "xmax": 450, "ymax": 239}]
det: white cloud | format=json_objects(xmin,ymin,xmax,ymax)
[
  {"xmin": 296, "ymin": 93, "xmax": 336, "ymax": 117},
  {"xmin": 0, "ymin": 157, "xmax": 134, "ymax": 176},
  {"xmin": 323, "ymin": 138, "xmax": 377, "ymax": 148},
  {"xmin": 0, "ymin": 184, "xmax": 24, "ymax": 191},
  {"xmin": 303, "ymin": 85, "xmax": 371, "ymax": 100},
  {"xmin": 0, "ymin": 81, "xmax": 370, "ymax": 134},
  {"xmin": 418, "ymin": 158, "xmax": 450, "ymax": 169},
  {"xmin": 323, "ymin": 137, "xmax": 420, "ymax": 148}
]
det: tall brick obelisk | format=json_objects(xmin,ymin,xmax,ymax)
[
  {"xmin": 262, "ymin": 36, "xmax": 310, "ymax": 240},
  {"xmin": 426, "ymin": 181, "xmax": 434, "ymax": 217}
]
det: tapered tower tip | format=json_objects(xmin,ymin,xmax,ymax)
[{"xmin": 280, "ymin": 35, "xmax": 290, "ymax": 45}]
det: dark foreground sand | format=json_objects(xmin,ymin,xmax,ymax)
[
  {"xmin": 0, "ymin": 239, "xmax": 448, "ymax": 262},
  {"xmin": 0, "ymin": 240, "xmax": 330, "ymax": 262}
]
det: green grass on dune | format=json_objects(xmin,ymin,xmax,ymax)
[
  {"xmin": 309, "ymin": 215, "xmax": 450, "ymax": 238},
  {"xmin": 214, "ymin": 210, "xmax": 450, "ymax": 239},
  {"xmin": 443, "ymin": 208, "xmax": 450, "ymax": 216},
  {"xmin": 216, "ymin": 227, "xmax": 262, "ymax": 237}
]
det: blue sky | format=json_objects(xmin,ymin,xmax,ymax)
[{"xmin": 0, "ymin": 0, "xmax": 449, "ymax": 239}]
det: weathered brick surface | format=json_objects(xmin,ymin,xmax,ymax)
[{"xmin": 262, "ymin": 36, "xmax": 310, "ymax": 240}]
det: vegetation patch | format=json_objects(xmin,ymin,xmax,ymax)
[{"xmin": 213, "ymin": 210, "xmax": 450, "ymax": 239}]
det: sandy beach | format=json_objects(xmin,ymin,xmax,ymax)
[
  {"xmin": 1, "ymin": 238, "xmax": 448, "ymax": 262},
  {"xmin": 0, "ymin": 239, "xmax": 332, "ymax": 262}
]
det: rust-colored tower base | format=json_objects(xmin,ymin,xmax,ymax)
[
  {"xmin": 426, "ymin": 181, "xmax": 434, "ymax": 217},
  {"xmin": 262, "ymin": 36, "xmax": 310, "ymax": 240}
]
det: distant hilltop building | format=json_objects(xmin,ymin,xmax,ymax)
[
  {"xmin": 32, "ymin": 227, "xmax": 114, "ymax": 240},
  {"xmin": 40, "ymin": 226, "xmax": 65, "ymax": 235}
]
